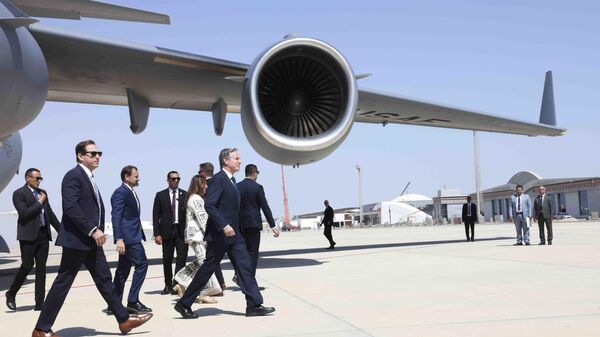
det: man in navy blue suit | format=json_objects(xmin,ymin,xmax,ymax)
[
  {"xmin": 174, "ymin": 148, "xmax": 275, "ymax": 319},
  {"xmin": 32, "ymin": 140, "xmax": 152, "ymax": 337},
  {"xmin": 110, "ymin": 165, "xmax": 151, "ymax": 315},
  {"xmin": 236, "ymin": 164, "xmax": 279, "ymax": 285}
]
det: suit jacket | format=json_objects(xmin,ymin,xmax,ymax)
[
  {"xmin": 204, "ymin": 170, "xmax": 241, "ymax": 244},
  {"xmin": 322, "ymin": 206, "xmax": 334, "ymax": 225},
  {"xmin": 56, "ymin": 165, "xmax": 105, "ymax": 250},
  {"xmin": 111, "ymin": 183, "xmax": 146, "ymax": 245},
  {"xmin": 238, "ymin": 178, "xmax": 276, "ymax": 230},
  {"xmin": 534, "ymin": 194, "xmax": 553, "ymax": 219},
  {"xmin": 462, "ymin": 202, "xmax": 477, "ymax": 222},
  {"xmin": 510, "ymin": 193, "xmax": 532, "ymax": 218},
  {"xmin": 152, "ymin": 187, "xmax": 187, "ymax": 239},
  {"xmin": 12, "ymin": 184, "xmax": 60, "ymax": 241}
]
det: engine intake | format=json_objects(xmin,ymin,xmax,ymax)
[{"xmin": 241, "ymin": 37, "xmax": 357, "ymax": 166}]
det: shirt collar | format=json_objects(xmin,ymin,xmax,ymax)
[
  {"xmin": 222, "ymin": 169, "xmax": 234, "ymax": 180},
  {"xmin": 123, "ymin": 183, "xmax": 134, "ymax": 192},
  {"xmin": 169, "ymin": 187, "xmax": 178, "ymax": 194},
  {"xmin": 78, "ymin": 163, "xmax": 93, "ymax": 178}
]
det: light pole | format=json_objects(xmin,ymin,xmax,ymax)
[
  {"xmin": 473, "ymin": 131, "xmax": 482, "ymax": 223},
  {"xmin": 356, "ymin": 164, "xmax": 363, "ymax": 227}
]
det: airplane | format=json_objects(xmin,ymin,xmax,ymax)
[{"xmin": 0, "ymin": 0, "xmax": 566, "ymax": 198}]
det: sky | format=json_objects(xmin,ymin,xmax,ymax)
[{"xmin": 1, "ymin": 0, "xmax": 599, "ymax": 243}]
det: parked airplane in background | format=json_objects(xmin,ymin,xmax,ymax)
[{"xmin": 0, "ymin": 0, "xmax": 566, "ymax": 196}]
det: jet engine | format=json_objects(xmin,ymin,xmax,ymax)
[
  {"xmin": 0, "ymin": 8, "xmax": 49, "ymax": 140},
  {"xmin": 241, "ymin": 37, "xmax": 358, "ymax": 166},
  {"xmin": 0, "ymin": 132, "xmax": 22, "ymax": 193}
]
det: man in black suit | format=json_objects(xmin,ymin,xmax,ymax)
[
  {"xmin": 320, "ymin": 200, "xmax": 336, "ymax": 249},
  {"xmin": 534, "ymin": 185, "xmax": 553, "ymax": 245},
  {"xmin": 110, "ymin": 165, "xmax": 151, "ymax": 314},
  {"xmin": 174, "ymin": 148, "xmax": 275, "ymax": 319},
  {"xmin": 462, "ymin": 196, "xmax": 477, "ymax": 241},
  {"xmin": 6, "ymin": 168, "xmax": 60, "ymax": 312},
  {"xmin": 236, "ymin": 164, "xmax": 279, "ymax": 285},
  {"xmin": 33, "ymin": 140, "xmax": 151, "ymax": 337},
  {"xmin": 152, "ymin": 171, "xmax": 188, "ymax": 295}
]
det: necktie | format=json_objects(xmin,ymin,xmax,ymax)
[
  {"xmin": 231, "ymin": 176, "xmax": 240, "ymax": 203},
  {"xmin": 132, "ymin": 188, "xmax": 140, "ymax": 211},
  {"xmin": 33, "ymin": 190, "xmax": 46, "ymax": 227},
  {"xmin": 467, "ymin": 203, "xmax": 471, "ymax": 217},
  {"xmin": 171, "ymin": 190, "xmax": 177, "ymax": 222},
  {"xmin": 90, "ymin": 174, "xmax": 101, "ymax": 228},
  {"xmin": 517, "ymin": 196, "xmax": 521, "ymax": 213}
]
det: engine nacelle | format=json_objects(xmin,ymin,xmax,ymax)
[
  {"xmin": 0, "ymin": 7, "xmax": 49, "ymax": 140},
  {"xmin": 0, "ymin": 132, "xmax": 23, "ymax": 194},
  {"xmin": 241, "ymin": 37, "xmax": 358, "ymax": 166}
]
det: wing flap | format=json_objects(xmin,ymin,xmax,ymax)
[{"xmin": 356, "ymin": 89, "xmax": 565, "ymax": 136}]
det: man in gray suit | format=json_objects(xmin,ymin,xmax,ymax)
[
  {"xmin": 510, "ymin": 184, "xmax": 532, "ymax": 245},
  {"xmin": 534, "ymin": 185, "xmax": 553, "ymax": 245}
]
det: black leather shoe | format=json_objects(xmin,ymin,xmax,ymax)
[
  {"xmin": 34, "ymin": 302, "xmax": 44, "ymax": 311},
  {"xmin": 513, "ymin": 243, "xmax": 523, "ymax": 246},
  {"xmin": 525, "ymin": 242, "xmax": 531, "ymax": 246},
  {"xmin": 548, "ymin": 241, "xmax": 553, "ymax": 245},
  {"xmin": 5, "ymin": 292, "xmax": 16, "ymax": 311},
  {"xmin": 127, "ymin": 301, "xmax": 152, "ymax": 314},
  {"xmin": 326, "ymin": 246, "xmax": 335, "ymax": 249},
  {"xmin": 161, "ymin": 286, "xmax": 171, "ymax": 295},
  {"xmin": 232, "ymin": 275, "xmax": 239, "ymax": 286},
  {"xmin": 105, "ymin": 306, "xmax": 114, "ymax": 315},
  {"xmin": 174, "ymin": 301, "xmax": 198, "ymax": 319},
  {"xmin": 246, "ymin": 305, "xmax": 276, "ymax": 317},
  {"xmin": 258, "ymin": 286, "xmax": 266, "ymax": 291},
  {"xmin": 539, "ymin": 242, "xmax": 546, "ymax": 245}
]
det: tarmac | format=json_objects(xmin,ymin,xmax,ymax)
[{"xmin": 1, "ymin": 221, "xmax": 599, "ymax": 337}]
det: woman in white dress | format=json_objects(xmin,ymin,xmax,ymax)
[{"xmin": 173, "ymin": 175, "xmax": 221, "ymax": 303}]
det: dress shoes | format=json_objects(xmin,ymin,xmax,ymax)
[
  {"xmin": 34, "ymin": 302, "xmax": 44, "ymax": 311},
  {"xmin": 525, "ymin": 242, "xmax": 531, "ymax": 246},
  {"xmin": 232, "ymin": 275, "xmax": 240, "ymax": 286},
  {"xmin": 513, "ymin": 242, "xmax": 523, "ymax": 246},
  {"xmin": 174, "ymin": 301, "xmax": 198, "ymax": 319},
  {"xmin": 548, "ymin": 240, "xmax": 553, "ymax": 245},
  {"xmin": 246, "ymin": 305, "xmax": 276, "ymax": 317},
  {"xmin": 161, "ymin": 286, "xmax": 171, "ymax": 295},
  {"xmin": 6, "ymin": 292, "xmax": 16, "ymax": 311},
  {"xmin": 118, "ymin": 313, "xmax": 153, "ymax": 334},
  {"xmin": 326, "ymin": 246, "xmax": 335, "ymax": 249},
  {"xmin": 31, "ymin": 329, "xmax": 60, "ymax": 337},
  {"xmin": 127, "ymin": 301, "xmax": 152, "ymax": 314},
  {"xmin": 258, "ymin": 286, "xmax": 266, "ymax": 291},
  {"xmin": 105, "ymin": 306, "xmax": 114, "ymax": 315},
  {"xmin": 539, "ymin": 242, "xmax": 546, "ymax": 245}
]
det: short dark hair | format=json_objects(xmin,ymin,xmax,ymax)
[
  {"xmin": 167, "ymin": 171, "xmax": 179, "ymax": 179},
  {"xmin": 120, "ymin": 165, "xmax": 138, "ymax": 181},
  {"xmin": 75, "ymin": 140, "xmax": 95, "ymax": 163},
  {"xmin": 466, "ymin": 196, "xmax": 472, "ymax": 200},
  {"xmin": 199, "ymin": 162, "xmax": 214, "ymax": 177},
  {"xmin": 245, "ymin": 164, "xmax": 258, "ymax": 177},
  {"xmin": 25, "ymin": 168, "xmax": 40, "ymax": 177},
  {"xmin": 218, "ymin": 148, "xmax": 237, "ymax": 169},
  {"xmin": 516, "ymin": 184, "xmax": 524, "ymax": 190}
]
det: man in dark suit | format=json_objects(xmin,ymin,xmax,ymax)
[
  {"xmin": 33, "ymin": 140, "xmax": 151, "ymax": 337},
  {"xmin": 320, "ymin": 200, "xmax": 336, "ymax": 249},
  {"xmin": 6, "ymin": 168, "xmax": 60, "ymax": 312},
  {"xmin": 174, "ymin": 148, "xmax": 275, "ymax": 319},
  {"xmin": 534, "ymin": 185, "xmax": 553, "ymax": 245},
  {"xmin": 462, "ymin": 196, "xmax": 477, "ymax": 241},
  {"xmin": 110, "ymin": 165, "xmax": 151, "ymax": 314},
  {"xmin": 236, "ymin": 164, "xmax": 279, "ymax": 286},
  {"xmin": 152, "ymin": 171, "xmax": 188, "ymax": 295}
]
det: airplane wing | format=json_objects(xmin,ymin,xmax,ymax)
[
  {"xmin": 355, "ymin": 89, "xmax": 565, "ymax": 136},
  {"xmin": 9, "ymin": 0, "xmax": 169, "ymax": 24},
  {"xmin": 28, "ymin": 24, "xmax": 564, "ymax": 137}
]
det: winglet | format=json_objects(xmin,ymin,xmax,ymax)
[{"xmin": 539, "ymin": 71, "xmax": 556, "ymax": 126}]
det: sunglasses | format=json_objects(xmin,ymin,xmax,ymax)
[
  {"xmin": 29, "ymin": 176, "xmax": 43, "ymax": 182},
  {"xmin": 84, "ymin": 151, "xmax": 103, "ymax": 157},
  {"xmin": 169, "ymin": 177, "xmax": 181, "ymax": 181}
]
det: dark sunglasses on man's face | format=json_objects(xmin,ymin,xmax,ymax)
[
  {"xmin": 29, "ymin": 176, "xmax": 43, "ymax": 182},
  {"xmin": 169, "ymin": 177, "xmax": 181, "ymax": 181},
  {"xmin": 84, "ymin": 151, "xmax": 103, "ymax": 157}
]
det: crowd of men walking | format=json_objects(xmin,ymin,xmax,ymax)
[{"xmin": 5, "ymin": 140, "xmax": 280, "ymax": 337}]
